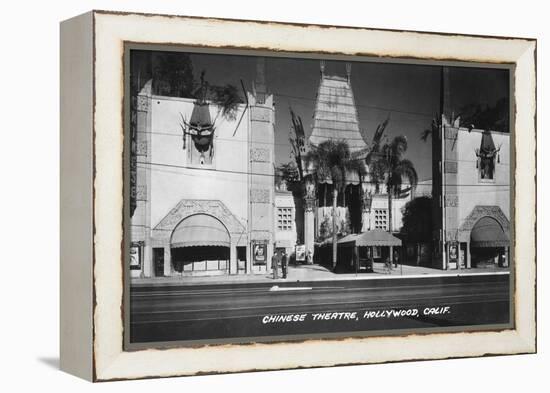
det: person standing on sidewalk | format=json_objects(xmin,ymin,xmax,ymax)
[
  {"xmin": 393, "ymin": 250, "xmax": 400, "ymax": 269},
  {"xmin": 272, "ymin": 250, "xmax": 280, "ymax": 280},
  {"xmin": 281, "ymin": 251, "xmax": 288, "ymax": 279},
  {"xmin": 306, "ymin": 250, "xmax": 313, "ymax": 265}
]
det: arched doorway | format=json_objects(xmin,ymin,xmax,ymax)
[
  {"xmin": 470, "ymin": 216, "xmax": 509, "ymax": 268},
  {"xmin": 170, "ymin": 214, "xmax": 230, "ymax": 275}
]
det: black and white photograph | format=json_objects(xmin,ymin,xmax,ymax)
[
  {"xmin": 2, "ymin": 0, "xmax": 544, "ymax": 388},
  {"xmin": 126, "ymin": 48, "xmax": 513, "ymax": 346}
]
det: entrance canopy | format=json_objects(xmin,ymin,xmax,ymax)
[
  {"xmin": 338, "ymin": 230, "xmax": 402, "ymax": 247},
  {"xmin": 171, "ymin": 214, "xmax": 230, "ymax": 248},
  {"xmin": 470, "ymin": 216, "xmax": 509, "ymax": 248}
]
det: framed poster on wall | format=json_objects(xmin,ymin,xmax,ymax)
[
  {"xmin": 253, "ymin": 242, "xmax": 267, "ymax": 265},
  {"xmin": 129, "ymin": 242, "xmax": 142, "ymax": 270}
]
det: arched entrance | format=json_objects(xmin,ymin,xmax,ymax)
[
  {"xmin": 170, "ymin": 214, "xmax": 230, "ymax": 275},
  {"xmin": 469, "ymin": 216, "xmax": 509, "ymax": 268}
]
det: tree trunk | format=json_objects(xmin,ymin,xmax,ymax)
[{"xmin": 332, "ymin": 187, "xmax": 338, "ymax": 270}]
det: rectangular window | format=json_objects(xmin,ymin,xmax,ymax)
[
  {"xmin": 374, "ymin": 209, "xmax": 388, "ymax": 230},
  {"xmin": 277, "ymin": 207, "xmax": 293, "ymax": 231}
]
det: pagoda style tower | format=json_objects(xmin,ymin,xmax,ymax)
[
  {"xmin": 309, "ymin": 61, "xmax": 367, "ymax": 153},
  {"xmin": 304, "ymin": 61, "xmax": 368, "ymax": 257}
]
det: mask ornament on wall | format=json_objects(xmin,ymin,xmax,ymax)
[
  {"xmin": 178, "ymin": 72, "xmax": 247, "ymax": 166},
  {"xmin": 475, "ymin": 130, "xmax": 501, "ymax": 180},
  {"xmin": 179, "ymin": 73, "xmax": 215, "ymax": 166}
]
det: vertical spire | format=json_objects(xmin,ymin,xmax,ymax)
[
  {"xmin": 253, "ymin": 57, "xmax": 267, "ymax": 104},
  {"xmin": 346, "ymin": 62, "xmax": 352, "ymax": 84},
  {"xmin": 439, "ymin": 66, "xmax": 451, "ymax": 125}
]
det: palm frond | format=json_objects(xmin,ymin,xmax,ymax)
[
  {"xmin": 372, "ymin": 114, "xmax": 390, "ymax": 145},
  {"xmin": 210, "ymin": 84, "xmax": 243, "ymax": 120},
  {"xmin": 303, "ymin": 139, "xmax": 363, "ymax": 190},
  {"xmin": 366, "ymin": 134, "xmax": 418, "ymax": 198},
  {"xmin": 395, "ymin": 159, "xmax": 419, "ymax": 188},
  {"xmin": 390, "ymin": 135, "xmax": 408, "ymax": 160}
]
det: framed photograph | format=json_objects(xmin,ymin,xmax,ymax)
[
  {"xmin": 129, "ymin": 242, "xmax": 142, "ymax": 270},
  {"xmin": 60, "ymin": 10, "xmax": 536, "ymax": 381}
]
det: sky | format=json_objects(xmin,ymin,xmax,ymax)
[{"xmin": 176, "ymin": 51, "xmax": 509, "ymax": 184}]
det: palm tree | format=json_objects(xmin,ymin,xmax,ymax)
[
  {"xmin": 304, "ymin": 140, "xmax": 366, "ymax": 269},
  {"xmin": 367, "ymin": 135, "xmax": 418, "ymax": 234}
]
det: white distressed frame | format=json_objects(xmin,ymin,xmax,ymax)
[{"xmin": 80, "ymin": 11, "xmax": 536, "ymax": 381}]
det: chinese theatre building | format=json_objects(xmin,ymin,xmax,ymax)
[
  {"xmin": 304, "ymin": 62, "xmax": 367, "ymax": 259},
  {"xmin": 130, "ymin": 58, "xmax": 276, "ymax": 278}
]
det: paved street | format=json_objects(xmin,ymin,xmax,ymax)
[{"xmin": 129, "ymin": 273, "xmax": 510, "ymax": 344}]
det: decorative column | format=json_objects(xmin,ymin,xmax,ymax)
[
  {"xmin": 361, "ymin": 188, "xmax": 373, "ymax": 232},
  {"xmin": 442, "ymin": 125, "xmax": 459, "ymax": 270},
  {"xmin": 248, "ymin": 57, "xmax": 275, "ymax": 274},
  {"xmin": 466, "ymin": 241, "xmax": 471, "ymax": 269},
  {"xmin": 143, "ymin": 247, "xmax": 153, "ymax": 278},
  {"xmin": 267, "ymin": 242, "xmax": 274, "ymax": 273},
  {"xmin": 304, "ymin": 197, "xmax": 316, "ymax": 263},
  {"xmin": 265, "ymin": 243, "xmax": 272, "ymax": 273},
  {"xmin": 136, "ymin": 80, "xmax": 153, "ymax": 278},
  {"xmin": 163, "ymin": 247, "xmax": 171, "ymax": 277},
  {"xmin": 230, "ymin": 243, "xmax": 237, "ymax": 274},
  {"xmin": 505, "ymin": 246, "xmax": 510, "ymax": 268}
]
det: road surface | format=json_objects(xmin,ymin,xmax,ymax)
[{"xmin": 129, "ymin": 273, "xmax": 510, "ymax": 344}]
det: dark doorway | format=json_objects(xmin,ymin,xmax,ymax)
[
  {"xmin": 237, "ymin": 246, "xmax": 247, "ymax": 273},
  {"xmin": 345, "ymin": 184, "xmax": 362, "ymax": 233},
  {"xmin": 171, "ymin": 246, "xmax": 230, "ymax": 273}
]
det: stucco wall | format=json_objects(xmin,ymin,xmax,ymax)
[
  {"xmin": 275, "ymin": 192, "xmax": 297, "ymax": 250},
  {"xmin": 456, "ymin": 128, "xmax": 510, "ymax": 224},
  {"xmin": 370, "ymin": 194, "xmax": 410, "ymax": 232},
  {"xmin": 149, "ymin": 97, "xmax": 249, "ymax": 228}
]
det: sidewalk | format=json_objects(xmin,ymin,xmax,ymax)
[{"xmin": 131, "ymin": 263, "xmax": 510, "ymax": 287}]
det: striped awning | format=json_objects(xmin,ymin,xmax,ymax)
[
  {"xmin": 171, "ymin": 214, "xmax": 230, "ymax": 248},
  {"xmin": 471, "ymin": 217, "xmax": 509, "ymax": 248},
  {"xmin": 338, "ymin": 230, "xmax": 402, "ymax": 247}
]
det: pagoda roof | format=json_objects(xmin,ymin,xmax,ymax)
[{"xmin": 309, "ymin": 74, "xmax": 367, "ymax": 153}]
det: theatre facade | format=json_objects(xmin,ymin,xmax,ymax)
[
  {"xmin": 129, "ymin": 61, "xmax": 277, "ymax": 278},
  {"xmin": 431, "ymin": 116, "xmax": 511, "ymax": 270}
]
